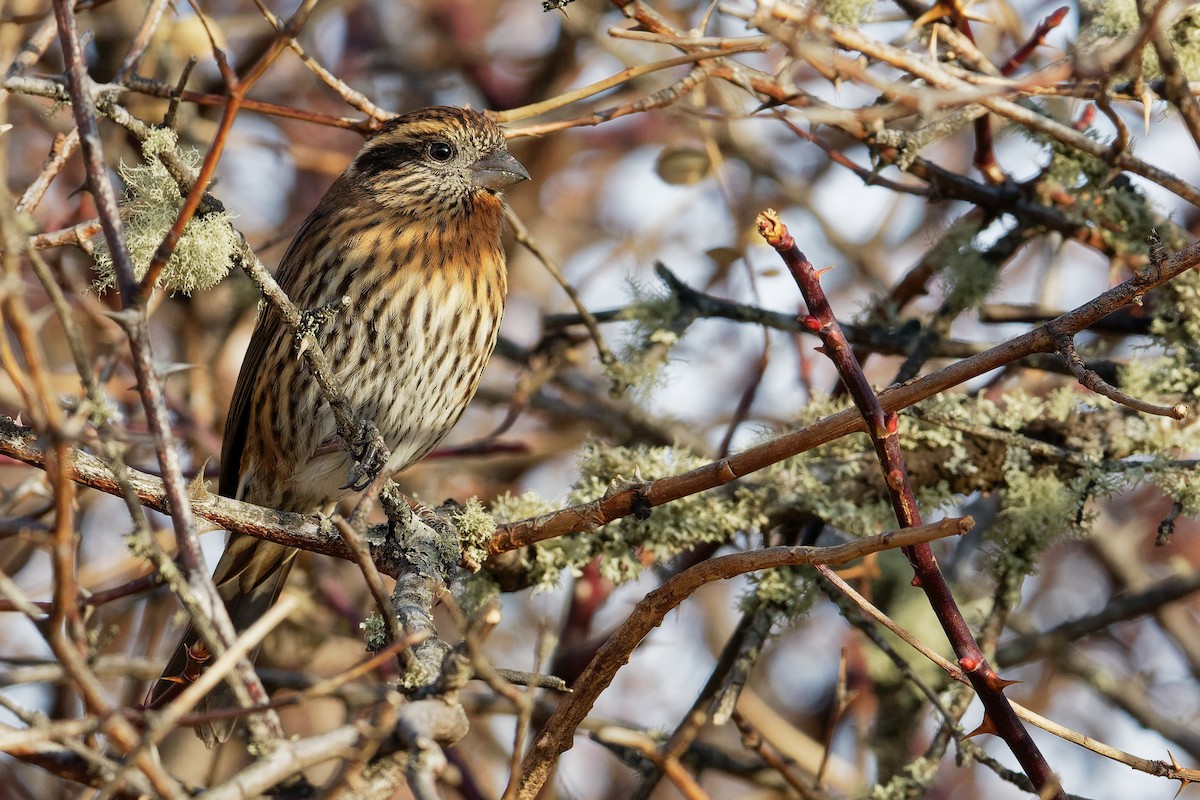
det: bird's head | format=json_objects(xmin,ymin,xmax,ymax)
[{"xmin": 350, "ymin": 106, "xmax": 529, "ymax": 218}]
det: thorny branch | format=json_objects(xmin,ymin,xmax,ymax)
[{"xmin": 757, "ymin": 209, "xmax": 1064, "ymax": 799}]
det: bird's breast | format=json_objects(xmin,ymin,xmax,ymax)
[{"xmin": 330, "ymin": 220, "xmax": 507, "ymax": 470}]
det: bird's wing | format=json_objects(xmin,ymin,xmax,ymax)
[
  {"xmin": 218, "ymin": 308, "xmax": 283, "ymax": 499},
  {"xmin": 219, "ymin": 207, "xmax": 332, "ymax": 500}
]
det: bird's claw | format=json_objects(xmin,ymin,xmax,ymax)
[{"xmin": 342, "ymin": 420, "xmax": 388, "ymax": 491}]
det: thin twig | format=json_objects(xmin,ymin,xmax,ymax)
[{"xmin": 514, "ymin": 517, "xmax": 972, "ymax": 798}]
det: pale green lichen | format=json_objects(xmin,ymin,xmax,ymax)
[
  {"xmin": 1122, "ymin": 267, "xmax": 1200, "ymax": 402},
  {"xmin": 742, "ymin": 566, "xmax": 817, "ymax": 621},
  {"xmin": 489, "ymin": 489, "xmax": 559, "ymax": 525},
  {"xmin": 816, "ymin": 0, "xmax": 874, "ymax": 25},
  {"xmin": 601, "ymin": 277, "xmax": 684, "ymax": 395},
  {"xmin": 761, "ymin": 393, "xmax": 965, "ymax": 542},
  {"xmin": 1081, "ymin": 0, "xmax": 1137, "ymax": 34},
  {"xmin": 1025, "ymin": 99, "xmax": 1180, "ymax": 258},
  {"xmin": 1153, "ymin": 465, "xmax": 1200, "ymax": 517},
  {"xmin": 478, "ymin": 303, "xmax": 1200, "ymax": 601},
  {"xmin": 870, "ymin": 756, "xmax": 941, "ymax": 800},
  {"xmin": 452, "ymin": 496, "xmax": 496, "ymax": 571},
  {"xmin": 1172, "ymin": 11, "xmax": 1200, "ymax": 78},
  {"xmin": 93, "ymin": 127, "xmax": 238, "ymax": 295},
  {"xmin": 756, "ymin": 385, "xmax": 1197, "ymax": 596},
  {"xmin": 450, "ymin": 497, "xmax": 504, "ymax": 613},
  {"xmin": 932, "ymin": 218, "xmax": 999, "ymax": 315},
  {"xmin": 395, "ymin": 660, "xmax": 432, "ymax": 692},
  {"xmin": 492, "ymin": 442, "xmax": 767, "ymax": 591},
  {"xmin": 1035, "ymin": 134, "xmax": 1161, "ymax": 256},
  {"xmin": 982, "ymin": 448, "xmax": 1089, "ymax": 579},
  {"xmin": 359, "ymin": 613, "xmax": 390, "ymax": 653},
  {"xmin": 1078, "ymin": 0, "xmax": 1200, "ymax": 79}
]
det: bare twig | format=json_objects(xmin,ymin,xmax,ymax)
[{"xmin": 515, "ymin": 517, "xmax": 972, "ymax": 797}]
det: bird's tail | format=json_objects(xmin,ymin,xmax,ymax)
[{"xmin": 149, "ymin": 535, "xmax": 298, "ymax": 746}]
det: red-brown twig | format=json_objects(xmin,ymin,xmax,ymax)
[
  {"xmin": 1001, "ymin": 6, "xmax": 1069, "ymax": 77},
  {"xmin": 756, "ymin": 209, "xmax": 1064, "ymax": 800}
]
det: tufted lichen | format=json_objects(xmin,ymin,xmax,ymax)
[
  {"xmin": 92, "ymin": 127, "xmax": 238, "ymax": 295},
  {"xmin": 488, "ymin": 442, "xmax": 766, "ymax": 591}
]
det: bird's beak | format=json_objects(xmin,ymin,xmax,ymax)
[{"xmin": 471, "ymin": 150, "xmax": 530, "ymax": 192}]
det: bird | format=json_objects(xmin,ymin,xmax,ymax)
[{"xmin": 151, "ymin": 106, "xmax": 528, "ymax": 743}]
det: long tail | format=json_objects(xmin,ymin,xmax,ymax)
[{"xmin": 150, "ymin": 535, "xmax": 298, "ymax": 745}]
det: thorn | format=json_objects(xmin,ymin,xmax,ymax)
[
  {"xmin": 156, "ymin": 361, "xmax": 198, "ymax": 381},
  {"xmin": 911, "ymin": 2, "xmax": 949, "ymax": 28},
  {"xmin": 814, "ymin": 265, "xmax": 835, "ymax": 279},
  {"xmin": 1142, "ymin": 87, "xmax": 1154, "ymax": 136},
  {"xmin": 104, "ymin": 307, "xmax": 141, "ymax": 331},
  {"xmin": 186, "ymin": 459, "xmax": 214, "ymax": 503},
  {"xmin": 984, "ymin": 671, "xmax": 1021, "ymax": 690},
  {"xmin": 1168, "ymin": 752, "xmax": 1194, "ymax": 800},
  {"xmin": 964, "ymin": 714, "xmax": 999, "ymax": 739}
]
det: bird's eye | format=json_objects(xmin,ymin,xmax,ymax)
[{"xmin": 427, "ymin": 141, "xmax": 455, "ymax": 162}]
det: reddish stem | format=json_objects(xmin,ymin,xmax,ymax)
[
  {"xmin": 757, "ymin": 210, "xmax": 1066, "ymax": 800},
  {"xmin": 1001, "ymin": 7, "xmax": 1069, "ymax": 77}
]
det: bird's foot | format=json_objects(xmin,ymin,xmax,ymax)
[
  {"xmin": 296, "ymin": 295, "xmax": 350, "ymax": 342},
  {"xmin": 342, "ymin": 419, "xmax": 388, "ymax": 491}
]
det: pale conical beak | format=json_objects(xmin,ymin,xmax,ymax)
[{"xmin": 472, "ymin": 150, "xmax": 530, "ymax": 192}]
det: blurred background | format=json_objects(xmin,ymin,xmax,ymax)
[{"xmin": 1, "ymin": 0, "xmax": 1199, "ymax": 797}]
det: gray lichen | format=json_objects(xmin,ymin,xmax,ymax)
[{"xmin": 92, "ymin": 127, "xmax": 238, "ymax": 295}]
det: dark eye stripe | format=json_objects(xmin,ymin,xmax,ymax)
[{"xmin": 354, "ymin": 141, "xmax": 423, "ymax": 177}]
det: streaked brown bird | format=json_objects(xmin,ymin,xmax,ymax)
[{"xmin": 152, "ymin": 106, "xmax": 528, "ymax": 742}]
